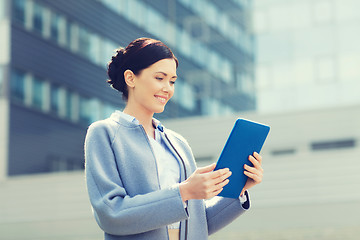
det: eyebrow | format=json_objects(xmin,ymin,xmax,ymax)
[{"xmin": 155, "ymin": 71, "xmax": 177, "ymax": 79}]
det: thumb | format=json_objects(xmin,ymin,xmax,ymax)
[{"xmin": 197, "ymin": 163, "xmax": 217, "ymax": 174}]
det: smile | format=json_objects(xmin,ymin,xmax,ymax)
[{"xmin": 155, "ymin": 95, "xmax": 167, "ymax": 104}]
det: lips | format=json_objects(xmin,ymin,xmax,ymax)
[{"xmin": 154, "ymin": 95, "xmax": 168, "ymax": 104}]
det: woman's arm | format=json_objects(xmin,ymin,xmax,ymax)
[{"xmin": 85, "ymin": 124, "xmax": 188, "ymax": 236}]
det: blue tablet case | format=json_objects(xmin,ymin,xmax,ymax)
[{"xmin": 214, "ymin": 119, "xmax": 270, "ymax": 198}]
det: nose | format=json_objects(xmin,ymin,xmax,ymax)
[{"xmin": 162, "ymin": 81, "xmax": 172, "ymax": 92}]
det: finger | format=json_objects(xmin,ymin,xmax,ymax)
[
  {"xmin": 253, "ymin": 152, "xmax": 262, "ymax": 164},
  {"xmin": 197, "ymin": 163, "xmax": 217, "ymax": 174},
  {"xmin": 248, "ymin": 155, "xmax": 261, "ymax": 169},
  {"xmin": 212, "ymin": 187, "xmax": 224, "ymax": 198},
  {"xmin": 244, "ymin": 164, "xmax": 263, "ymax": 174},
  {"xmin": 244, "ymin": 168, "xmax": 262, "ymax": 182},
  {"xmin": 212, "ymin": 174, "xmax": 231, "ymax": 188},
  {"xmin": 207, "ymin": 168, "xmax": 230, "ymax": 180},
  {"xmin": 216, "ymin": 178, "xmax": 230, "ymax": 188},
  {"xmin": 244, "ymin": 170, "xmax": 262, "ymax": 183}
]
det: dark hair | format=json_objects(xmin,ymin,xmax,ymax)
[{"xmin": 107, "ymin": 37, "xmax": 178, "ymax": 100}]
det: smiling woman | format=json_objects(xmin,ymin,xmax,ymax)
[{"xmin": 84, "ymin": 38, "xmax": 263, "ymax": 240}]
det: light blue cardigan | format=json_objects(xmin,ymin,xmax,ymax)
[{"xmin": 85, "ymin": 111, "xmax": 250, "ymax": 240}]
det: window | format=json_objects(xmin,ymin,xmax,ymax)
[
  {"xmin": 271, "ymin": 149, "xmax": 296, "ymax": 156},
  {"xmin": 50, "ymin": 11, "xmax": 61, "ymax": 43},
  {"xmin": 102, "ymin": 103, "xmax": 118, "ymax": 119},
  {"xmin": 334, "ymin": 0, "xmax": 360, "ymax": 22},
  {"xmin": 79, "ymin": 96, "xmax": 91, "ymax": 125},
  {"xmin": 69, "ymin": 22, "xmax": 79, "ymax": 53},
  {"xmin": 222, "ymin": 59, "xmax": 233, "ymax": 83},
  {"xmin": 102, "ymin": 0, "xmax": 127, "ymax": 15},
  {"xmin": 13, "ymin": 0, "xmax": 26, "ymax": 24},
  {"xmin": 57, "ymin": 16, "xmax": 67, "ymax": 46},
  {"xmin": 204, "ymin": 3, "xmax": 218, "ymax": 27},
  {"xmin": 218, "ymin": 13, "xmax": 230, "ymax": 37},
  {"xmin": 11, "ymin": 69, "xmax": 26, "ymax": 102},
  {"xmin": 65, "ymin": 90, "xmax": 74, "ymax": 120},
  {"xmin": 146, "ymin": 6, "xmax": 163, "ymax": 37},
  {"xmin": 33, "ymin": 2, "xmax": 44, "ymax": 34},
  {"xmin": 316, "ymin": 57, "xmax": 336, "ymax": 83},
  {"xmin": 101, "ymin": 40, "xmax": 118, "ymax": 68},
  {"xmin": 313, "ymin": 0, "xmax": 333, "ymax": 24},
  {"xmin": 50, "ymin": 84, "xmax": 61, "ymax": 115},
  {"xmin": 255, "ymin": 65, "xmax": 271, "ymax": 89},
  {"xmin": 78, "ymin": 27, "xmax": 91, "ymax": 58},
  {"xmin": 32, "ymin": 76, "xmax": 44, "ymax": 110},
  {"xmin": 339, "ymin": 54, "xmax": 360, "ymax": 80},
  {"xmin": 173, "ymin": 79, "xmax": 196, "ymax": 111},
  {"xmin": 201, "ymin": 97, "xmax": 221, "ymax": 116},
  {"xmin": 238, "ymin": 72, "xmax": 254, "ymax": 93},
  {"xmin": 128, "ymin": 0, "xmax": 145, "ymax": 27},
  {"xmin": 176, "ymin": 29, "xmax": 191, "ymax": 58},
  {"xmin": 311, "ymin": 139, "xmax": 355, "ymax": 151},
  {"xmin": 79, "ymin": 97, "xmax": 101, "ymax": 125},
  {"xmin": 254, "ymin": 8, "xmax": 268, "ymax": 34},
  {"xmin": 89, "ymin": 34, "xmax": 101, "ymax": 65},
  {"xmin": 65, "ymin": 19, "xmax": 72, "ymax": 49},
  {"xmin": 291, "ymin": 3, "xmax": 311, "ymax": 29},
  {"xmin": 208, "ymin": 52, "xmax": 219, "ymax": 77}
]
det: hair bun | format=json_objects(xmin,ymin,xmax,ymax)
[
  {"xmin": 112, "ymin": 48, "xmax": 125, "ymax": 67},
  {"xmin": 107, "ymin": 48, "xmax": 126, "ymax": 97}
]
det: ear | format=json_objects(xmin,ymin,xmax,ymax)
[{"xmin": 124, "ymin": 69, "xmax": 136, "ymax": 88}]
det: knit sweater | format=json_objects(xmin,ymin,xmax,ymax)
[{"xmin": 84, "ymin": 111, "xmax": 250, "ymax": 240}]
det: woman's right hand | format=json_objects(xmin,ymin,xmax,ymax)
[{"xmin": 179, "ymin": 163, "xmax": 232, "ymax": 201}]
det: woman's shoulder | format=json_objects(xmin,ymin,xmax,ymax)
[
  {"xmin": 88, "ymin": 117, "xmax": 118, "ymax": 131},
  {"xmin": 86, "ymin": 117, "xmax": 121, "ymax": 140}
]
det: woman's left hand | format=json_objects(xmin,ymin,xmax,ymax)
[{"xmin": 240, "ymin": 152, "xmax": 264, "ymax": 196}]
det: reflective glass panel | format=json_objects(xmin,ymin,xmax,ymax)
[
  {"xmin": 13, "ymin": 0, "xmax": 25, "ymax": 24},
  {"xmin": 11, "ymin": 69, "xmax": 26, "ymax": 102},
  {"xmin": 50, "ymin": 84, "xmax": 60, "ymax": 114},
  {"xmin": 33, "ymin": 2, "xmax": 44, "ymax": 33},
  {"xmin": 50, "ymin": 12, "xmax": 60, "ymax": 42},
  {"xmin": 32, "ymin": 76, "xmax": 44, "ymax": 109}
]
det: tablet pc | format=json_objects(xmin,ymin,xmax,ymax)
[{"xmin": 214, "ymin": 118, "xmax": 270, "ymax": 198}]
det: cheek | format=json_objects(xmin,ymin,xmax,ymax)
[{"xmin": 169, "ymin": 87, "xmax": 175, "ymax": 99}]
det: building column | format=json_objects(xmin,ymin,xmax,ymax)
[{"xmin": 0, "ymin": 0, "xmax": 10, "ymax": 181}]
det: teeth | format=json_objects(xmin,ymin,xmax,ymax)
[{"xmin": 156, "ymin": 96, "xmax": 166, "ymax": 103}]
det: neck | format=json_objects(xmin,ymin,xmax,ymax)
[{"xmin": 123, "ymin": 104, "xmax": 155, "ymax": 138}]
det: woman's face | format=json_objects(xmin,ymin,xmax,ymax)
[{"xmin": 129, "ymin": 58, "xmax": 177, "ymax": 114}]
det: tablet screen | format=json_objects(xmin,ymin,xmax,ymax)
[{"xmin": 214, "ymin": 118, "xmax": 270, "ymax": 198}]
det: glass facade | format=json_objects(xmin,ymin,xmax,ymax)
[
  {"xmin": 254, "ymin": 0, "xmax": 360, "ymax": 113},
  {"xmin": 9, "ymin": 0, "xmax": 254, "ymax": 121},
  {"xmin": 10, "ymin": 68, "xmax": 121, "ymax": 126}
]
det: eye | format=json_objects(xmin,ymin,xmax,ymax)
[
  {"xmin": 170, "ymin": 81, "xmax": 176, "ymax": 85},
  {"xmin": 155, "ymin": 77, "xmax": 163, "ymax": 81}
]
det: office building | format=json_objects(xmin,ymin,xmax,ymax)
[{"xmin": 0, "ymin": 0, "xmax": 254, "ymax": 177}]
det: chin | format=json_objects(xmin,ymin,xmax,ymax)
[
  {"xmin": 154, "ymin": 108, "xmax": 165, "ymax": 114},
  {"xmin": 152, "ymin": 105, "xmax": 166, "ymax": 114}
]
